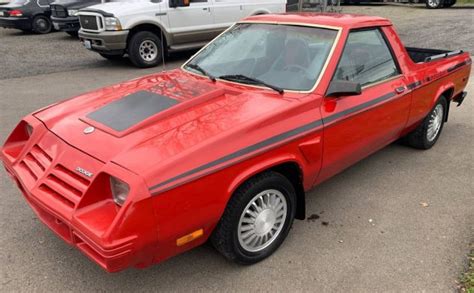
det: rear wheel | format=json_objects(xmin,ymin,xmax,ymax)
[
  {"xmin": 127, "ymin": 31, "xmax": 163, "ymax": 68},
  {"xmin": 406, "ymin": 96, "xmax": 447, "ymax": 149},
  {"xmin": 426, "ymin": 0, "xmax": 443, "ymax": 8},
  {"xmin": 211, "ymin": 171, "xmax": 296, "ymax": 264},
  {"xmin": 32, "ymin": 15, "xmax": 52, "ymax": 34}
]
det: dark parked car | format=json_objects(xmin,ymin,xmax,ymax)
[
  {"xmin": 286, "ymin": 0, "xmax": 299, "ymax": 11},
  {"xmin": 50, "ymin": 0, "xmax": 99, "ymax": 37},
  {"xmin": 0, "ymin": 0, "xmax": 54, "ymax": 34}
]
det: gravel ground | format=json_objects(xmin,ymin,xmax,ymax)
[
  {"xmin": 0, "ymin": 4, "xmax": 473, "ymax": 80},
  {"xmin": 0, "ymin": 4, "xmax": 473, "ymax": 293}
]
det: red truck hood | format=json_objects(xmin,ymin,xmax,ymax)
[{"xmin": 34, "ymin": 70, "xmax": 296, "ymax": 180}]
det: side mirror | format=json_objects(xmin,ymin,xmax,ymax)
[
  {"xmin": 326, "ymin": 80, "xmax": 362, "ymax": 97},
  {"xmin": 169, "ymin": 0, "xmax": 190, "ymax": 8}
]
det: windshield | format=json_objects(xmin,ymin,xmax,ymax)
[
  {"xmin": 9, "ymin": 0, "xmax": 29, "ymax": 5},
  {"xmin": 184, "ymin": 23, "xmax": 339, "ymax": 92}
]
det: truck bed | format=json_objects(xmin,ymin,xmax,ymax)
[{"xmin": 406, "ymin": 47, "xmax": 464, "ymax": 63}]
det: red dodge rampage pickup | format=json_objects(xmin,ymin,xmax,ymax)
[{"xmin": 1, "ymin": 14, "xmax": 471, "ymax": 272}]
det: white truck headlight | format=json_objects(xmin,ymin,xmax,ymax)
[
  {"xmin": 68, "ymin": 9, "xmax": 78, "ymax": 16},
  {"xmin": 104, "ymin": 17, "xmax": 122, "ymax": 31},
  {"xmin": 110, "ymin": 176, "xmax": 129, "ymax": 206}
]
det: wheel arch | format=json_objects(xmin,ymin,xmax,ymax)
[
  {"xmin": 227, "ymin": 157, "xmax": 306, "ymax": 220},
  {"xmin": 31, "ymin": 13, "xmax": 49, "ymax": 20},
  {"xmin": 127, "ymin": 22, "xmax": 169, "ymax": 50},
  {"xmin": 249, "ymin": 8, "xmax": 271, "ymax": 15},
  {"xmin": 434, "ymin": 85, "xmax": 455, "ymax": 122}
]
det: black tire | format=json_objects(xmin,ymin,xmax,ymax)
[
  {"xmin": 210, "ymin": 171, "xmax": 296, "ymax": 264},
  {"xmin": 99, "ymin": 53, "xmax": 124, "ymax": 61},
  {"xmin": 425, "ymin": 0, "xmax": 442, "ymax": 8},
  {"xmin": 127, "ymin": 31, "xmax": 163, "ymax": 68},
  {"xmin": 66, "ymin": 31, "xmax": 78, "ymax": 37},
  {"xmin": 32, "ymin": 15, "xmax": 52, "ymax": 34},
  {"xmin": 445, "ymin": 0, "xmax": 456, "ymax": 7},
  {"xmin": 406, "ymin": 96, "xmax": 447, "ymax": 149}
]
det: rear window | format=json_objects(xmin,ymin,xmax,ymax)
[{"xmin": 334, "ymin": 29, "xmax": 400, "ymax": 87}]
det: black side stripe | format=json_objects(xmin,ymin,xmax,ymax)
[
  {"xmin": 447, "ymin": 60, "xmax": 469, "ymax": 73},
  {"xmin": 149, "ymin": 89, "xmax": 403, "ymax": 194},
  {"xmin": 148, "ymin": 119, "xmax": 324, "ymax": 192},
  {"xmin": 407, "ymin": 81, "xmax": 421, "ymax": 90},
  {"xmin": 322, "ymin": 92, "xmax": 395, "ymax": 125}
]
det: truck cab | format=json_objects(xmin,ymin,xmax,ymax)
[
  {"xmin": 50, "ymin": 0, "xmax": 101, "ymax": 37},
  {"xmin": 77, "ymin": 0, "xmax": 286, "ymax": 67}
]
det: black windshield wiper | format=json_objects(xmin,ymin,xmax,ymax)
[
  {"xmin": 218, "ymin": 74, "xmax": 284, "ymax": 94},
  {"xmin": 186, "ymin": 63, "xmax": 216, "ymax": 82}
]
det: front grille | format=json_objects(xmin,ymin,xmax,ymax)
[
  {"xmin": 19, "ymin": 144, "xmax": 53, "ymax": 183},
  {"xmin": 40, "ymin": 164, "xmax": 91, "ymax": 210},
  {"xmin": 51, "ymin": 5, "xmax": 68, "ymax": 18},
  {"xmin": 79, "ymin": 15, "xmax": 99, "ymax": 30}
]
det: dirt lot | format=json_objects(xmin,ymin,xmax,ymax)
[{"xmin": 0, "ymin": 4, "xmax": 473, "ymax": 293}]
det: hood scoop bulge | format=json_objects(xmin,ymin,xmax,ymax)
[{"xmin": 87, "ymin": 90, "xmax": 180, "ymax": 132}]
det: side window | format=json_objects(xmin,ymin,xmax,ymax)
[
  {"xmin": 38, "ymin": 0, "xmax": 49, "ymax": 6},
  {"xmin": 334, "ymin": 29, "xmax": 400, "ymax": 87}
]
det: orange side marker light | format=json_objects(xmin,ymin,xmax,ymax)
[{"xmin": 176, "ymin": 229, "xmax": 204, "ymax": 247}]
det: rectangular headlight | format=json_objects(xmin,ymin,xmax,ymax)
[
  {"xmin": 68, "ymin": 9, "xmax": 78, "ymax": 16},
  {"xmin": 104, "ymin": 17, "xmax": 122, "ymax": 31},
  {"xmin": 110, "ymin": 176, "xmax": 129, "ymax": 206}
]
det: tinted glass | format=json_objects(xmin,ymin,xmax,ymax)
[
  {"xmin": 9, "ymin": 0, "xmax": 29, "ymax": 4},
  {"xmin": 185, "ymin": 23, "xmax": 339, "ymax": 91},
  {"xmin": 334, "ymin": 29, "xmax": 399, "ymax": 87}
]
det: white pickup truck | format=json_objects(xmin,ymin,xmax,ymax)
[{"xmin": 77, "ymin": 0, "xmax": 286, "ymax": 67}]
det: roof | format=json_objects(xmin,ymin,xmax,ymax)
[{"xmin": 242, "ymin": 13, "xmax": 392, "ymax": 30}]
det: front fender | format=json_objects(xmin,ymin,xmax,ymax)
[{"xmin": 226, "ymin": 154, "xmax": 303, "ymax": 196}]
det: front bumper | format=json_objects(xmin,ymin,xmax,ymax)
[
  {"xmin": 51, "ymin": 16, "xmax": 80, "ymax": 32},
  {"xmin": 1, "ymin": 118, "xmax": 158, "ymax": 272},
  {"xmin": 0, "ymin": 16, "xmax": 31, "ymax": 30},
  {"xmin": 78, "ymin": 29, "xmax": 129, "ymax": 54}
]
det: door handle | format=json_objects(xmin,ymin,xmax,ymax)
[
  {"xmin": 395, "ymin": 86, "xmax": 406, "ymax": 94},
  {"xmin": 202, "ymin": 7, "xmax": 208, "ymax": 10}
]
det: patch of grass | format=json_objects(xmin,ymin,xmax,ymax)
[
  {"xmin": 457, "ymin": 0, "xmax": 474, "ymax": 4},
  {"xmin": 459, "ymin": 245, "xmax": 474, "ymax": 293}
]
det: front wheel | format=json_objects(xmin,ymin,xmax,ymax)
[
  {"xmin": 99, "ymin": 53, "xmax": 124, "ymax": 61},
  {"xmin": 406, "ymin": 97, "xmax": 447, "ymax": 149},
  {"xmin": 32, "ymin": 15, "xmax": 52, "ymax": 34},
  {"xmin": 211, "ymin": 171, "xmax": 296, "ymax": 264},
  {"xmin": 127, "ymin": 31, "xmax": 163, "ymax": 68},
  {"xmin": 66, "ymin": 31, "xmax": 78, "ymax": 37}
]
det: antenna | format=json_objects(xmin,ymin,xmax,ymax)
[{"xmin": 160, "ymin": 29, "xmax": 166, "ymax": 71}]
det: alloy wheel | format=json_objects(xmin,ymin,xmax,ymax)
[
  {"xmin": 426, "ymin": 104, "xmax": 444, "ymax": 142},
  {"xmin": 237, "ymin": 189, "xmax": 287, "ymax": 253}
]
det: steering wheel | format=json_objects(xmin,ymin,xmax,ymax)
[{"xmin": 283, "ymin": 64, "xmax": 309, "ymax": 75}]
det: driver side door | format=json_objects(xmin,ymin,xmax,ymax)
[
  {"xmin": 317, "ymin": 27, "xmax": 411, "ymax": 184},
  {"xmin": 167, "ymin": 0, "xmax": 216, "ymax": 45}
]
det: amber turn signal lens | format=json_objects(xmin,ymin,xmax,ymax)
[{"xmin": 176, "ymin": 229, "xmax": 203, "ymax": 247}]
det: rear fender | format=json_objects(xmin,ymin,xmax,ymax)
[{"xmin": 433, "ymin": 82, "xmax": 455, "ymax": 105}]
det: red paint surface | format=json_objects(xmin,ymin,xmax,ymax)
[{"xmin": 1, "ymin": 14, "xmax": 471, "ymax": 272}]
